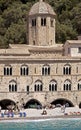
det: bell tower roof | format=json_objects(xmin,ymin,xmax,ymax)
[{"xmin": 29, "ymin": 0, "xmax": 56, "ymax": 16}]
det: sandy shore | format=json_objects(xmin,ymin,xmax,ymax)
[{"xmin": 0, "ymin": 106, "xmax": 81, "ymax": 122}]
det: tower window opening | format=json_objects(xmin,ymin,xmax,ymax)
[
  {"xmin": 32, "ymin": 19, "xmax": 36, "ymax": 26},
  {"xmin": 44, "ymin": 18, "xmax": 46, "ymax": 26},
  {"xmin": 41, "ymin": 18, "xmax": 46, "ymax": 26},
  {"xmin": 33, "ymin": 40, "xmax": 35, "ymax": 45},
  {"xmin": 51, "ymin": 19, "xmax": 53, "ymax": 27}
]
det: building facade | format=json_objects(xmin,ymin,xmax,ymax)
[{"xmin": 0, "ymin": 0, "xmax": 81, "ymax": 109}]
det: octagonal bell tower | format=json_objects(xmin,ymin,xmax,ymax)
[{"xmin": 27, "ymin": 0, "xmax": 56, "ymax": 46}]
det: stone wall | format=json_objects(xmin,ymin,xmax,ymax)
[{"xmin": 0, "ymin": 61, "xmax": 81, "ymax": 106}]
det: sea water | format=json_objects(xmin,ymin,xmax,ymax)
[{"xmin": 0, "ymin": 118, "xmax": 81, "ymax": 130}]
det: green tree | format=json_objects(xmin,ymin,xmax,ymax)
[
  {"xmin": 71, "ymin": 3, "xmax": 81, "ymax": 34},
  {"xmin": 56, "ymin": 22, "xmax": 77, "ymax": 43},
  {"xmin": 4, "ymin": 23, "xmax": 26, "ymax": 44},
  {"xmin": 0, "ymin": 0, "xmax": 81, "ymax": 48}
]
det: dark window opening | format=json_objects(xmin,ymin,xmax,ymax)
[
  {"xmin": 9, "ymin": 85, "xmax": 11, "ymax": 92},
  {"xmin": 15, "ymin": 85, "xmax": 17, "ymax": 91},
  {"xmin": 78, "ymin": 83, "xmax": 81, "ymax": 90},
  {"xmin": 34, "ymin": 83, "xmax": 43, "ymax": 92},
  {"xmin": 20, "ymin": 66, "xmax": 28, "ymax": 76},
  {"xmin": 49, "ymin": 83, "xmax": 57, "ymax": 91},
  {"xmin": 41, "ymin": 18, "xmax": 46, "ymax": 26},
  {"xmin": 33, "ymin": 40, "xmax": 35, "ymax": 45},
  {"xmin": 63, "ymin": 66, "xmax": 71, "ymax": 75},
  {"xmin": 49, "ymin": 84, "xmax": 51, "ymax": 91},
  {"xmin": 27, "ymin": 86, "xmax": 29, "ymax": 92},
  {"xmin": 32, "ymin": 19, "xmax": 36, "ymax": 26},
  {"xmin": 51, "ymin": 20, "xmax": 53, "ymax": 27},
  {"xmin": 78, "ymin": 47, "xmax": 81, "ymax": 53},
  {"xmin": 42, "ymin": 66, "xmax": 50, "ymax": 76},
  {"xmin": 9, "ymin": 81, "xmax": 17, "ymax": 92},
  {"xmin": 44, "ymin": 18, "xmax": 46, "ymax": 26},
  {"xmin": 64, "ymin": 83, "xmax": 71, "ymax": 91},
  {"xmin": 4, "ymin": 67, "xmax": 12, "ymax": 76},
  {"xmin": 34, "ymin": 85, "xmax": 36, "ymax": 91}
]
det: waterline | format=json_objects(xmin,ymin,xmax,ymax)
[
  {"xmin": 0, "ymin": 117, "xmax": 81, "ymax": 123},
  {"xmin": 0, "ymin": 118, "xmax": 81, "ymax": 130}
]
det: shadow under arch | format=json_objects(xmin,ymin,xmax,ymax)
[
  {"xmin": 79, "ymin": 103, "xmax": 81, "ymax": 108},
  {"xmin": 24, "ymin": 99, "xmax": 42, "ymax": 109},
  {"xmin": 51, "ymin": 98, "xmax": 74, "ymax": 107},
  {"xmin": 0, "ymin": 99, "xmax": 16, "ymax": 109}
]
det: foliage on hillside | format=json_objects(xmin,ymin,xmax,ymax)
[{"xmin": 0, "ymin": 0, "xmax": 81, "ymax": 48}]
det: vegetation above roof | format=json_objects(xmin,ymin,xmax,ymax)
[{"xmin": 0, "ymin": 0, "xmax": 81, "ymax": 48}]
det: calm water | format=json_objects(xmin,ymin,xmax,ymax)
[{"xmin": 0, "ymin": 118, "xmax": 81, "ymax": 130}]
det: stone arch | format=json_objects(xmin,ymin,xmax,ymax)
[
  {"xmin": 50, "ymin": 79, "xmax": 57, "ymax": 83},
  {"xmin": 9, "ymin": 79, "xmax": 17, "ymax": 83},
  {"xmin": 24, "ymin": 99, "xmax": 42, "ymax": 109},
  {"xmin": 64, "ymin": 64, "xmax": 71, "ymax": 67},
  {"xmin": 35, "ymin": 79, "xmax": 42, "ymax": 83},
  {"xmin": 64, "ymin": 79, "xmax": 72, "ymax": 83},
  {"xmin": 51, "ymin": 98, "xmax": 74, "ymax": 107},
  {"xmin": 0, "ymin": 99, "xmax": 16, "ymax": 109}
]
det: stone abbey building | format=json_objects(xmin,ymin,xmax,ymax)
[{"xmin": 0, "ymin": 0, "xmax": 81, "ymax": 109}]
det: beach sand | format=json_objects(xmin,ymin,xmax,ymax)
[{"xmin": 0, "ymin": 106, "xmax": 81, "ymax": 121}]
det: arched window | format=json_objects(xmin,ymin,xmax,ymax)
[
  {"xmin": 34, "ymin": 80, "xmax": 43, "ymax": 92},
  {"xmin": 78, "ymin": 80, "xmax": 81, "ymax": 90},
  {"xmin": 9, "ymin": 80, "xmax": 17, "ymax": 92},
  {"xmin": 63, "ymin": 65, "xmax": 71, "ymax": 75},
  {"xmin": 63, "ymin": 80, "xmax": 71, "ymax": 91},
  {"xmin": 4, "ymin": 65, "xmax": 12, "ymax": 76},
  {"xmin": 20, "ymin": 65, "xmax": 29, "ymax": 76},
  {"xmin": 49, "ymin": 80, "xmax": 57, "ymax": 91},
  {"xmin": 42, "ymin": 65, "xmax": 50, "ymax": 76}
]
